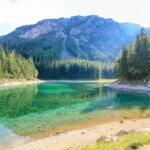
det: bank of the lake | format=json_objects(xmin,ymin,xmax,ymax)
[
  {"xmin": 11, "ymin": 118, "xmax": 150, "ymax": 150},
  {"xmin": 0, "ymin": 79, "xmax": 116, "ymax": 88},
  {"xmin": 105, "ymin": 81, "xmax": 150, "ymax": 92},
  {"xmin": 0, "ymin": 80, "xmax": 44, "ymax": 88}
]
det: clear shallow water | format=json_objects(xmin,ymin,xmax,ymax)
[{"xmin": 0, "ymin": 82, "xmax": 150, "ymax": 143}]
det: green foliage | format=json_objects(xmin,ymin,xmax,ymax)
[
  {"xmin": 40, "ymin": 59, "xmax": 102, "ymax": 79},
  {"xmin": 115, "ymin": 28, "xmax": 150, "ymax": 80},
  {"xmin": 0, "ymin": 33, "xmax": 63, "ymax": 62},
  {"xmin": 101, "ymin": 62, "xmax": 115, "ymax": 79},
  {"xmin": 0, "ymin": 42, "xmax": 115, "ymax": 79},
  {"xmin": 37, "ymin": 59, "xmax": 115, "ymax": 79},
  {"xmin": 37, "ymin": 59, "xmax": 114, "ymax": 79},
  {"xmin": 115, "ymin": 46, "xmax": 128, "ymax": 79},
  {"xmin": 80, "ymin": 132, "xmax": 150, "ymax": 150},
  {"xmin": 66, "ymin": 37, "xmax": 78, "ymax": 57},
  {"xmin": 0, "ymin": 34, "xmax": 115, "ymax": 79},
  {"xmin": 0, "ymin": 45, "xmax": 38, "ymax": 80}
]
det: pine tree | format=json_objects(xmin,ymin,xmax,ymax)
[
  {"xmin": 115, "ymin": 28, "xmax": 150, "ymax": 80},
  {"xmin": 0, "ymin": 45, "xmax": 8, "ymax": 77},
  {"xmin": 0, "ymin": 45, "xmax": 38, "ymax": 81},
  {"xmin": 115, "ymin": 46, "xmax": 128, "ymax": 79},
  {"xmin": 8, "ymin": 51, "xmax": 20, "ymax": 78}
]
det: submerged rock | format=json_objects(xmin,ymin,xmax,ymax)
[
  {"xmin": 56, "ymin": 131, "xmax": 61, "ymax": 135},
  {"xmin": 123, "ymin": 116, "xmax": 129, "ymax": 119},
  {"xmin": 81, "ymin": 131, "xmax": 87, "ymax": 134},
  {"xmin": 120, "ymin": 120, "xmax": 124, "ymax": 123}
]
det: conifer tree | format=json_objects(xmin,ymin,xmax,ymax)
[
  {"xmin": 0, "ymin": 45, "xmax": 38, "ymax": 81},
  {"xmin": 115, "ymin": 28, "xmax": 150, "ymax": 80}
]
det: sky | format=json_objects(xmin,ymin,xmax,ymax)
[{"xmin": 0, "ymin": 0, "xmax": 150, "ymax": 35}]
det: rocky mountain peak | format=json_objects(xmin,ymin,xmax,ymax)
[{"xmin": 0, "ymin": 15, "xmax": 149, "ymax": 62}]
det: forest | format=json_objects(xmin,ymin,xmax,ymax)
[
  {"xmin": 37, "ymin": 59, "xmax": 114, "ymax": 79},
  {"xmin": 0, "ymin": 44, "xmax": 114, "ymax": 80},
  {"xmin": 115, "ymin": 28, "xmax": 150, "ymax": 80},
  {"xmin": 0, "ymin": 45, "xmax": 38, "ymax": 80}
]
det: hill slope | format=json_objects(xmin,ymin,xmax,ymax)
[{"xmin": 0, "ymin": 15, "xmax": 149, "ymax": 63}]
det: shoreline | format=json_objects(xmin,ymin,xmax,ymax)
[
  {"xmin": 11, "ymin": 118, "xmax": 150, "ymax": 150},
  {"xmin": 105, "ymin": 82, "xmax": 150, "ymax": 92},
  {"xmin": 0, "ymin": 80, "xmax": 45, "ymax": 89},
  {"xmin": 0, "ymin": 79, "xmax": 115, "ymax": 89}
]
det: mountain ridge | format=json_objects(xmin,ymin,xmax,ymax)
[{"xmin": 0, "ymin": 15, "xmax": 149, "ymax": 62}]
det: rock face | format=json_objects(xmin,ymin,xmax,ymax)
[
  {"xmin": 19, "ymin": 18, "xmax": 68, "ymax": 39},
  {"xmin": 0, "ymin": 15, "xmax": 150, "ymax": 61}
]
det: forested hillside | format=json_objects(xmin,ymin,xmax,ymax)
[
  {"xmin": 38, "ymin": 59, "xmax": 114, "ymax": 79},
  {"xmin": 0, "ymin": 15, "xmax": 149, "ymax": 63},
  {"xmin": 0, "ymin": 45, "xmax": 38, "ymax": 80},
  {"xmin": 1, "ymin": 16, "xmax": 149, "ymax": 79},
  {"xmin": 115, "ymin": 28, "xmax": 150, "ymax": 80},
  {"xmin": 0, "ymin": 15, "xmax": 148, "ymax": 78},
  {"xmin": 0, "ymin": 44, "xmax": 113, "ymax": 80}
]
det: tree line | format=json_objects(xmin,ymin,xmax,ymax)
[
  {"xmin": 115, "ymin": 28, "xmax": 150, "ymax": 80},
  {"xmin": 37, "ymin": 59, "xmax": 114, "ymax": 79},
  {"xmin": 0, "ymin": 45, "xmax": 38, "ymax": 81},
  {"xmin": 0, "ymin": 44, "xmax": 114, "ymax": 80}
]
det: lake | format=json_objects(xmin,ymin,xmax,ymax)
[{"xmin": 0, "ymin": 81, "xmax": 150, "ymax": 149}]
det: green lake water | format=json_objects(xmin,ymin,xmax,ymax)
[{"xmin": 0, "ymin": 82, "xmax": 150, "ymax": 149}]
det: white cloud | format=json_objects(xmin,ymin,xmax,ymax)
[{"xmin": 0, "ymin": 0, "xmax": 150, "ymax": 35}]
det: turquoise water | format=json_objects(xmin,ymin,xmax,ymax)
[{"xmin": 0, "ymin": 82, "xmax": 150, "ymax": 141}]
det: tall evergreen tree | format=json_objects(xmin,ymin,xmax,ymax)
[
  {"xmin": 115, "ymin": 28, "xmax": 150, "ymax": 80},
  {"xmin": 0, "ymin": 45, "xmax": 38, "ymax": 81},
  {"xmin": 115, "ymin": 46, "xmax": 128, "ymax": 79}
]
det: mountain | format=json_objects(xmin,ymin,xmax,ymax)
[{"xmin": 0, "ymin": 15, "xmax": 149, "ymax": 63}]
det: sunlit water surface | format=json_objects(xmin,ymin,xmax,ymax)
[{"xmin": 0, "ymin": 82, "xmax": 150, "ymax": 149}]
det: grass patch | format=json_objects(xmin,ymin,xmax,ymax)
[{"xmin": 79, "ymin": 132, "xmax": 150, "ymax": 150}]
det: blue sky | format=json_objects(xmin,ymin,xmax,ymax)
[{"xmin": 0, "ymin": 0, "xmax": 150, "ymax": 35}]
